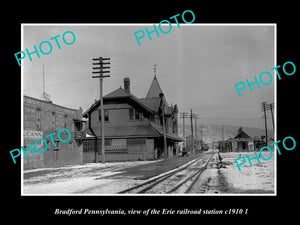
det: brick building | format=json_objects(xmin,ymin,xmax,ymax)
[
  {"xmin": 23, "ymin": 95, "xmax": 84, "ymax": 169},
  {"xmin": 82, "ymin": 76, "xmax": 183, "ymax": 162}
]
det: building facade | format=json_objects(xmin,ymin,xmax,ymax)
[
  {"xmin": 23, "ymin": 95, "xmax": 84, "ymax": 169},
  {"xmin": 230, "ymin": 127, "xmax": 254, "ymax": 151},
  {"xmin": 82, "ymin": 76, "xmax": 183, "ymax": 162}
]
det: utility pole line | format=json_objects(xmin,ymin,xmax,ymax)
[
  {"xmin": 222, "ymin": 125, "xmax": 224, "ymax": 141},
  {"xmin": 200, "ymin": 125, "xmax": 203, "ymax": 150},
  {"xmin": 194, "ymin": 114, "xmax": 198, "ymax": 154},
  {"xmin": 190, "ymin": 109, "xmax": 194, "ymax": 154},
  {"xmin": 179, "ymin": 112, "xmax": 189, "ymax": 148},
  {"xmin": 194, "ymin": 114, "xmax": 198, "ymax": 142},
  {"xmin": 92, "ymin": 57, "xmax": 110, "ymax": 163},
  {"xmin": 261, "ymin": 102, "xmax": 268, "ymax": 147},
  {"xmin": 265, "ymin": 103, "xmax": 274, "ymax": 132},
  {"xmin": 43, "ymin": 64, "xmax": 45, "ymax": 100}
]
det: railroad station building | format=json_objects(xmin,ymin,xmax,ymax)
[
  {"xmin": 82, "ymin": 75, "xmax": 183, "ymax": 163},
  {"xmin": 23, "ymin": 95, "xmax": 84, "ymax": 169}
]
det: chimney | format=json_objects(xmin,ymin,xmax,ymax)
[{"xmin": 124, "ymin": 77, "xmax": 130, "ymax": 93}]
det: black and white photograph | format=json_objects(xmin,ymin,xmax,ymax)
[
  {"xmin": 3, "ymin": 5, "xmax": 298, "ymax": 221},
  {"xmin": 21, "ymin": 24, "xmax": 276, "ymax": 195}
]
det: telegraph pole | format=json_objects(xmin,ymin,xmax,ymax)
[
  {"xmin": 92, "ymin": 57, "xmax": 110, "ymax": 163},
  {"xmin": 190, "ymin": 109, "xmax": 194, "ymax": 154},
  {"xmin": 42, "ymin": 64, "xmax": 45, "ymax": 100},
  {"xmin": 261, "ymin": 102, "xmax": 268, "ymax": 147},
  {"xmin": 200, "ymin": 125, "xmax": 203, "ymax": 150},
  {"xmin": 194, "ymin": 114, "xmax": 198, "ymax": 154},
  {"xmin": 266, "ymin": 103, "xmax": 274, "ymax": 131},
  {"xmin": 180, "ymin": 112, "xmax": 189, "ymax": 148},
  {"xmin": 222, "ymin": 125, "xmax": 224, "ymax": 141},
  {"xmin": 194, "ymin": 114, "xmax": 198, "ymax": 142}
]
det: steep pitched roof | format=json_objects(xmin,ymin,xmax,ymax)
[
  {"xmin": 146, "ymin": 76, "xmax": 163, "ymax": 98},
  {"xmin": 83, "ymin": 77, "xmax": 174, "ymax": 117},
  {"xmin": 145, "ymin": 76, "xmax": 169, "ymax": 109},
  {"xmin": 139, "ymin": 97, "xmax": 161, "ymax": 112},
  {"xmin": 234, "ymin": 130, "xmax": 252, "ymax": 139}
]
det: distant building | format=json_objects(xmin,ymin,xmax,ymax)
[
  {"xmin": 230, "ymin": 127, "xmax": 254, "ymax": 151},
  {"xmin": 218, "ymin": 140, "xmax": 232, "ymax": 152},
  {"xmin": 82, "ymin": 75, "xmax": 183, "ymax": 162},
  {"xmin": 23, "ymin": 95, "xmax": 84, "ymax": 169}
]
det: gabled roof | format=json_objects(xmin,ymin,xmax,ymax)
[
  {"xmin": 234, "ymin": 130, "xmax": 252, "ymax": 139},
  {"xmin": 104, "ymin": 87, "xmax": 130, "ymax": 98},
  {"xmin": 83, "ymin": 87, "xmax": 154, "ymax": 118},
  {"xmin": 83, "ymin": 76, "xmax": 174, "ymax": 118}
]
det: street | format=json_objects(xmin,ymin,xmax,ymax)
[{"xmin": 23, "ymin": 150, "xmax": 274, "ymax": 195}]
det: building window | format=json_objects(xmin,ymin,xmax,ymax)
[
  {"xmin": 98, "ymin": 109, "xmax": 109, "ymax": 122},
  {"xmin": 105, "ymin": 139, "xmax": 112, "ymax": 146},
  {"xmin": 135, "ymin": 110, "xmax": 140, "ymax": 120},
  {"xmin": 112, "ymin": 139, "xmax": 126, "ymax": 146},
  {"xmin": 128, "ymin": 108, "xmax": 143, "ymax": 121},
  {"xmin": 69, "ymin": 141, "xmax": 74, "ymax": 150},
  {"xmin": 129, "ymin": 108, "xmax": 134, "ymax": 120},
  {"xmin": 104, "ymin": 110, "xmax": 109, "ymax": 121},
  {"xmin": 127, "ymin": 138, "xmax": 146, "ymax": 145},
  {"xmin": 74, "ymin": 120, "xmax": 82, "ymax": 131}
]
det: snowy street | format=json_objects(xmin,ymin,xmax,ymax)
[
  {"xmin": 23, "ymin": 151, "xmax": 275, "ymax": 195},
  {"xmin": 23, "ymin": 160, "xmax": 160, "ymax": 194}
]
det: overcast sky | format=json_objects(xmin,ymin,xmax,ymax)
[{"xmin": 23, "ymin": 24, "xmax": 275, "ymax": 129}]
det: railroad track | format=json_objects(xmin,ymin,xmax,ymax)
[{"xmin": 118, "ymin": 151, "xmax": 216, "ymax": 194}]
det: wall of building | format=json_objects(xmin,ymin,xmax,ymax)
[
  {"xmin": 89, "ymin": 103, "xmax": 150, "ymax": 129},
  {"xmin": 231, "ymin": 138, "xmax": 254, "ymax": 152},
  {"xmin": 23, "ymin": 96, "xmax": 83, "ymax": 169},
  {"xmin": 83, "ymin": 138, "xmax": 154, "ymax": 163}
]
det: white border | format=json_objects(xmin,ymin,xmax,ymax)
[{"xmin": 21, "ymin": 23, "xmax": 277, "ymax": 196}]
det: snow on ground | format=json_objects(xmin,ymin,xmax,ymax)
[
  {"xmin": 23, "ymin": 160, "xmax": 160, "ymax": 195},
  {"xmin": 23, "ymin": 151, "xmax": 275, "ymax": 195},
  {"xmin": 195, "ymin": 152, "xmax": 275, "ymax": 194}
]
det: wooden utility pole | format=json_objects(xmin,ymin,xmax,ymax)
[
  {"xmin": 269, "ymin": 104, "xmax": 274, "ymax": 131},
  {"xmin": 194, "ymin": 114, "xmax": 198, "ymax": 142},
  {"xmin": 261, "ymin": 102, "xmax": 268, "ymax": 146},
  {"xmin": 222, "ymin": 125, "xmax": 224, "ymax": 141},
  {"xmin": 180, "ymin": 112, "xmax": 189, "ymax": 148},
  {"xmin": 92, "ymin": 57, "xmax": 110, "ymax": 163},
  {"xmin": 194, "ymin": 114, "xmax": 198, "ymax": 153},
  {"xmin": 266, "ymin": 103, "xmax": 274, "ymax": 132},
  {"xmin": 42, "ymin": 64, "xmax": 45, "ymax": 99},
  {"xmin": 190, "ymin": 109, "xmax": 194, "ymax": 154}
]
